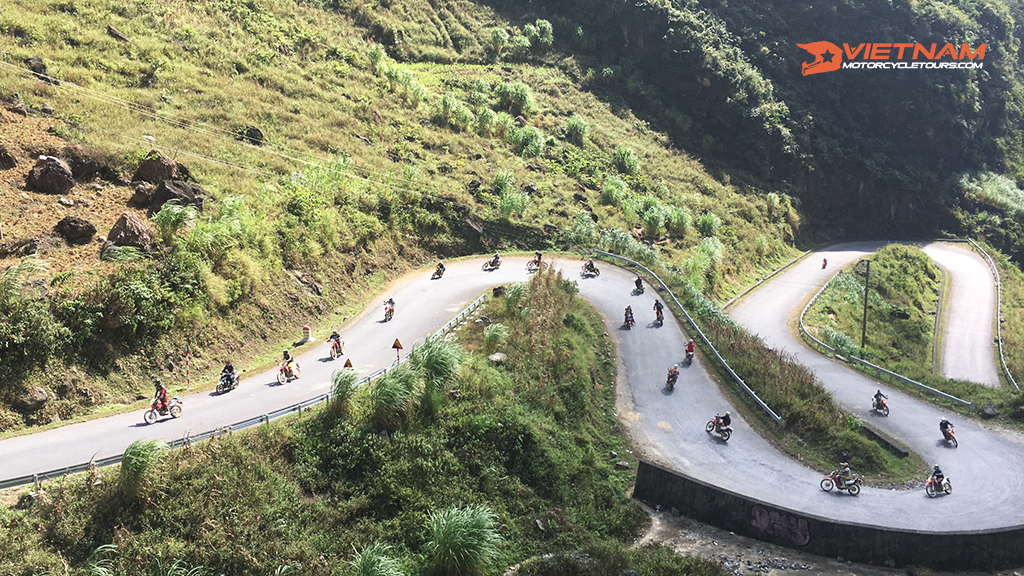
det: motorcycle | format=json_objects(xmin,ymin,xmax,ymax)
[
  {"xmin": 685, "ymin": 348, "xmax": 694, "ymax": 365},
  {"xmin": 705, "ymin": 415, "xmax": 732, "ymax": 441},
  {"xmin": 384, "ymin": 303, "xmax": 395, "ymax": 322},
  {"xmin": 820, "ymin": 471, "xmax": 862, "ymax": 496},
  {"xmin": 942, "ymin": 426, "xmax": 958, "ymax": 448},
  {"xmin": 482, "ymin": 258, "xmax": 501, "ymax": 271},
  {"xmin": 277, "ymin": 361, "xmax": 301, "ymax": 384},
  {"xmin": 634, "ymin": 279, "xmax": 645, "ymax": 294},
  {"xmin": 925, "ymin": 476, "xmax": 952, "ymax": 498},
  {"xmin": 624, "ymin": 311, "xmax": 635, "ymax": 329},
  {"xmin": 655, "ymin": 308, "xmax": 664, "ymax": 325},
  {"xmin": 527, "ymin": 258, "xmax": 542, "ymax": 272},
  {"xmin": 666, "ymin": 367, "xmax": 679, "ymax": 391},
  {"xmin": 431, "ymin": 266, "xmax": 445, "ymax": 279},
  {"xmin": 872, "ymin": 397, "xmax": 889, "ymax": 416},
  {"xmin": 329, "ymin": 338, "xmax": 346, "ymax": 360},
  {"xmin": 144, "ymin": 396, "xmax": 182, "ymax": 424},
  {"xmin": 216, "ymin": 372, "xmax": 239, "ymax": 394},
  {"xmin": 581, "ymin": 263, "xmax": 600, "ymax": 277}
]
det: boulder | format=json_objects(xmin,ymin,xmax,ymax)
[
  {"xmin": 573, "ymin": 192, "xmax": 588, "ymax": 202},
  {"xmin": 468, "ymin": 179, "xmax": 482, "ymax": 194},
  {"xmin": 239, "ymin": 125, "xmax": 264, "ymax": 146},
  {"xmin": 66, "ymin": 151, "xmax": 106, "ymax": 181},
  {"xmin": 982, "ymin": 403, "xmax": 999, "ymax": 419},
  {"xmin": 0, "ymin": 144, "xmax": 16, "ymax": 170},
  {"xmin": 524, "ymin": 183, "xmax": 538, "ymax": 195},
  {"xmin": 1012, "ymin": 405, "xmax": 1024, "ymax": 421},
  {"xmin": 132, "ymin": 149, "xmax": 177, "ymax": 184},
  {"xmin": 25, "ymin": 56, "xmax": 58, "ymax": 84},
  {"xmin": 488, "ymin": 352, "xmax": 508, "ymax": 364},
  {"xmin": 106, "ymin": 212, "xmax": 154, "ymax": 249},
  {"xmin": 14, "ymin": 386, "xmax": 49, "ymax": 413},
  {"xmin": 26, "ymin": 156, "xmax": 75, "ymax": 195},
  {"xmin": 10, "ymin": 103, "xmax": 28, "ymax": 116},
  {"xmin": 41, "ymin": 103, "xmax": 53, "ymax": 115},
  {"xmin": 128, "ymin": 182, "xmax": 154, "ymax": 208},
  {"xmin": 151, "ymin": 180, "xmax": 206, "ymax": 213},
  {"xmin": 54, "ymin": 215, "xmax": 97, "ymax": 244}
]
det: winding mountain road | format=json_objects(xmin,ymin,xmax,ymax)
[{"xmin": 1, "ymin": 250, "xmax": 1021, "ymax": 535}]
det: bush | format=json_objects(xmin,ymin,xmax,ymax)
[
  {"xmin": 351, "ymin": 542, "xmax": 404, "ymax": 576},
  {"xmin": 331, "ymin": 368, "xmax": 360, "ymax": 415},
  {"xmin": 599, "ymin": 228, "xmax": 657, "ymax": 264},
  {"xmin": 152, "ymin": 200, "xmax": 198, "ymax": 245},
  {"xmin": 563, "ymin": 211, "xmax": 598, "ymax": 247},
  {"xmin": 367, "ymin": 43, "xmax": 386, "ymax": 74},
  {"xmin": 492, "ymin": 170, "xmax": 515, "ymax": 195},
  {"xmin": 821, "ymin": 326, "xmax": 859, "ymax": 358},
  {"xmin": 498, "ymin": 189, "xmax": 529, "ymax": 218},
  {"xmin": 483, "ymin": 323, "xmax": 508, "ymax": 350},
  {"xmin": 601, "ymin": 175, "xmax": 626, "ymax": 206},
  {"xmin": 637, "ymin": 196, "xmax": 668, "ymax": 237},
  {"xmin": 614, "ymin": 145, "xmax": 640, "ymax": 175},
  {"xmin": 667, "ymin": 205, "xmax": 692, "ymax": 235},
  {"xmin": 476, "ymin": 107, "xmax": 495, "ymax": 136},
  {"xmin": 369, "ymin": 364, "xmax": 421, "ymax": 430},
  {"xmin": 425, "ymin": 505, "xmax": 502, "ymax": 575},
  {"xmin": 489, "ymin": 28, "xmax": 508, "ymax": 56},
  {"xmin": 119, "ymin": 438, "xmax": 165, "ymax": 496},
  {"xmin": 411, "ymin": 336, "xmax": 464, "ymax": 392},
  {"xmin": 535, "ymin": 19, "xmax": 554, "ymax": 48},
  {"xmin": 565, "ymin": 114, "xmax": 587, "ymax": 146},
  {"xmin": 495, "ymin": 82, "xmax": 535, "ymax": 116},
  {"xmin": 695, "ymin": 211, "xmax": 721, "ymax": 236},
  {"xmin": 510, "ymin": 34, "xmax": 531, "ymax": 58}
]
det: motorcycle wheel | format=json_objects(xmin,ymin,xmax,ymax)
[
  {"xmin": 705, "ymin": 420, "xmax": 716, "ymax": 433},
  {"xmin": 330, "ymin": 345, "xmax": 339, "ymax": 360},
  {"xmin": 882, "ymin": 405, "xmax": 889, "ymax": 416},
  {"xmin": 217, "ymin": 381, "xmax": 227, "ymax": 394},
  {"xmin": 820, "ymin": 478, "xmax": 834, "ymax": 492},
  {"xmin": 277, "ymin": 370, "xmax": 287, "ymax": 385},
  {"xmin": 527, "ymin": 261, "xmax": 539, "ymax": 272},
  {"xmin": 944, "ymin": 480, "xmax": 952, "ymax": 494},
  {"xmin": 170, "ymin": 404, "xmax": 182, "ymax": 418},
  {"xmin": 720, "ymin": 429, "xmax": 731, "ymax": 442},
  {"xmin": 293, "ymin": 364, "xmax": 301, "ymax": 379},
  {"xmin": 144, "ymin": 409, "xmax": 158, "ymax": 425},
  {"xmin": 482, "ymin": 262, "xmax": 490, "ymax": 271},
  {"xmin": 847, "ymin": 482, "xmax": 861, "ymax": 496},
  {"xmin": 594, "ymin": 268, "xmax": 600, "ymax": 276},
  {"xmin": 950, "ymin": 435, "xmax": 958, "ymax": 448},
  {"xmin": 926, "ymin": 483, "xmax": 937, "ymax": 498},
  {"xmin": 667, "ymin": 380, "xmax": 674, "ymax": 391}
]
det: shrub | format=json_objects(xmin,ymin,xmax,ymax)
[
  {"xmin": 565, "ymin": 114, "xmax": 587, "ymax": 146},
  {"xmin": 407, "ymin": 82, "xmax": 426, "ymax": 108},
  {"xmin": 426, "ymin": 505, "xmax": 502, "ymax": 575},
  {"xmin": 504, "ymin": 282, "xmax": 526, "ymax": 311},
  {"xmin": 489, "ymin": 28, "xmax": 508, "ymax": 56},
  {"xmin": 331, "ymin": 368, "xmax": 360, "ymax": 415},
  {"xmin": 599, "ymin": 228, "xmax": 657, "ymax": 264},
  {"xmin": 451, "ymin": 101, "xmax": 475, "ymax": 132},
  {"xmin": 637, "ymin": 196, "xmax": 668, "ymax": 237},
  {"xmin": 119, "ymin": 438, "xmax": 164, "ymax": 496},
  {"xmin": 495, "ymin": 82, "xmax": 535, "ymax": 115},
  {"xmin": 695, "ymin": 211, "xmax": 721, "ymax": 236},
  {"xmin": 614, "ymin": 145, "xmax": 640, "ymax": 175},
  {"xmin": 476, "ymin": 107, "xmax": 495, "ymax": 136},
  {"xmin": 535, "ymin": 19, "xmax": 554, "ymax": 48},
  {"xmin": 601, "ymin": 175, "xmax": 625, "ymax": 206},
  {"xmin": 411, "ymin": 336, "xmax": 464, "ymax": 392},
  {"xmin": 498, "ymin": 189, "xmax": 529, "ymax": 218},
  {"xmin": 483, "ymin": 323, "xmax": 508, "ymax": 350},
  {"xmin": 100, "ymin": 245, "xmax": 147, "ymax": 262},
  {"xmin": 684, "ymin": 236, "xmax": 724, "ymax": 290},
  {"xmin": 351, "ymin": 542, "xmax": 403, "ymax": 576},
  {"xmin": 510, "ymin": 34, "xmax": 531, "ymax": 58},
  {"xmin": 492, "ymin": 170, "xmax": 515, "ymax": 195},
  {"xmin": 563, "ymin": 211, "xmax": 597, "ymax": 247},
  {"xmin": 667, "ymin": 205, "xmax": 692, "ymax": 235},
  {"xmin": 492, "ymin": 112, "xmax": 515, "ymax": 138},
  {"xmin": 822, "ymin": 326, "xmax": 859, "ymax": 358},
  {"xmin": 369, "ymin": 364, "xmax": 421, "ymax": 430},
  {"xmin": 515, "ymin": 126, "xmax": 545, "ymax": 158},
  {"xmin": 367, "ymin": 43, "xmax": 386, "ymax": 73},
  {"xmin": 152, "ymin": 200, "xmax": 198, "ymax": 245}
]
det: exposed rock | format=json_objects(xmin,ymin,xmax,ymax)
[
  {"xmin": 239, "ymin": 125, "xmax": 264, "ymax": 146},
  {"xmin": 524, "ymin": 183, "xmax": 538, "ymax": 195},
  {"xmin": 615, "ymin": 460, "xmax": 630, "ymax": 469},
  {"xmin": 468, "ymin": 179, "xmax": 482, "ymax": 194},
  {"xmin": 15, "ymin": 387, "xmax": 49, "ymax": 413},
  {"xmin": 488, "ymin": 352, "xmax": 508, "ymax": 364},
  {"xmin": 1012, "ymin": 406, "xmax": 1024, "ymax": 421},
  {"xmin": 105, "ymin": 212, "xmax": 154, "ymax": 249},
  {"xmin": 982, "ymin": 403, "xmax": 998, "ymax": 419},
  {"xmin": 0, "ymin": 145, "xmax": 16, "ymax": 170},
  {"xmin": 492, "ymin": 286, "xmax": 506, "ymax": 297},
  {"xmin": 26, "ymin": 156, "xmax": 75, "ymax": 195},
  {"xmin": 10, "ymin": 103, "xmax": 28, "ymax": 116},
  {"xmin": 590, "ymin": 212, "xmax": 599, "ymax": 223},
  {"xmin": 107, "ymin": 24, "xmax": 131, "ymax": 43},
  {"xmin": 151, "ymin": 179, "xmax": 206, "ymax": 212},
  {"xmin": 58, "ymin": 196, "xmax": 74, "ymax": 207},
  {"xmin": 128, "ymin": 182, "xmax": 154, "ymax": 208},
  {"xmin": 54, "ymin": 215, "xmax": 97, "ymax": 244},
  {"xmin": 40, "ymin": 103, "xmax": 53, "ymax": 115},
  {"xmin": 132, "ymin": 149, "xmax": 177, "ymax": 184},
  {"xmin": 66, "ymin": 151, "xmax": 106, "ymax": 181},
  {"xmin": 573, "ymin": 192, "xmax": 587, "ymax": 202},
  {"xmin": 25, "ymin": 56, "xmax": 58, "ymax": 85},
  {"xmin": 515, "ymin": 115, "xmax": 527, "ymax": 127}
]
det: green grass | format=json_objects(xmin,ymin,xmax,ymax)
[{"xmin": 0, "ymin": 268, "xmax": 711, "ymax": 576}]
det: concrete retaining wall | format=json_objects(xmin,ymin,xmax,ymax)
[{"xmin": 634, "ymin": 461, "xmax": 1024, "ymax": 570}]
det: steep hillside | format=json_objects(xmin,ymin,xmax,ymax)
[{"xmin": 0, "ymin": 0, "xmax": 800, "ymax": 428}]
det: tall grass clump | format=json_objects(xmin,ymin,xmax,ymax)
[
  {"xmin": 495, "ymin": 82, "xmax": 535, "ymax": 115},
  {"xmin": 152, "ymin": 200, "xmax": 198, "ymax": 245},
  {"xmin": 492, "ymin": 112, "xmax": 515, "ymax": 138},
  {"xmin": 369, "ymin": 364, "xmax": 421, "ymax": 430},
  {"xmin": 504, "ymin": 282, "xmax": 526, "ymax": 311},
  {"xmin": 535, "ymin": 19, "xmax": 554, "ymax": 48},
  {"xmin": 426, "ymin": 505, "xmax": 502, "ymax": 576},
  {"xmin": 483, "ymin": 323, "xmax": 508, "ymax": 350},
  {"xmin": 684, "ymin": 236, "xmax": 724, "ymax": 290},
  {"xmin": 599, "ymin": 228, "xmax": 657, "ymax": 264},
  {"xmin": 492, "ymin": 170, "xmax": 515, "ymax": 195},
  {"xmin": 475, "ymin": 107, "xmax": 495, "ymax": 136},
  {"xmin": 821, "ymin": 327, "xmax": 859, "ymax": 358},
  {"xmin": 118, "ymin": 438, "xmax": 165, "ymax": 496},
  {"xmin": 350, "ymin": 542, "xmax": 404, "ymax": 576},
  {"xmin": 510, "ymin": 34, "xmax": 531, "ymax": 59},
  {"xmin": 0, "ymin": 256, "xmax": 48, "ymax": 302},
  {"xmin": 695, "ymin": 211, "xmax": 722, "ymax": 236},
  {"xmin": 601, "ymin": 175, "xmax": 626, "ymax": 206},
  {"xmin": 959, "ymin": 171, "xmax": 1024, "ymax": 217},
  {"xmin": 614, "ymin": 145, "xmax": 640, "ymax": 175},
  {"xmin": 331, "ymin": 368, "xmax": 360, "ymax": 415},
  {"xmin": 638, "ymin": 196, "xmax": 668, "ymax": 236},
  {"xmin": 667, "ymin": 205, "xmax": 692, "ymax": 235},
  {"xmin": 411, "ymin": 336, "xmax": 464, "ymax": 392},
  {"xmin": 489, "ymin": 27, "xmax": 508, "ymax": 56},
  {"xmin": 498, "ymin": 189, "xmax": 529, "ymax": 218},
  {"xmin": 512, "ymin": 126, "xmax": 545, "ymax": 158},
  {"xmin": 565, "ymin": 114, "xmax": 587, "ymax": 146},
  {"xmin": 563, "ymin": 210, "xmax": 598, "ymax": 247},
  {"xmin": 367, "ymin": 43, "xmax": 386, "ymax": 74}
]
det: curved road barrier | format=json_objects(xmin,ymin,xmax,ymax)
[{"xmin": 967, "ymin": 239, "xmax": 1020, "ymax": 389}]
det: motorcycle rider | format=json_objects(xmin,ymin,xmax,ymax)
[
  {"xmin": 635, "ymin": 275, "xmax": 643, "ymax": 291},
  {"xmin": 282, "ymin": 349, "xmax": 295, "ymax": 375},
  {"xmin": 720, "ymin": 411, "xmax": 731, "ymax": 428},
  {"xmin": 837, "ymin": 462, "xmax": 853, "ymax": 488},
  {"xmin": 822, "ymin": 258, "xmax": 828, "ymax": 269},
  {"xmin": 930, "ymin": 464, "xmax": 945, "ymax": 486},
  {"xmin": 585, "ymin": 258, "xmax": 597, "ymax": 273},
  {"xmin": 939, "ymin": 418, "xmax": 954, "ymax": 438},
  {"xmin": 685, "ymin": 339, "xmax": 696, "ymax": 357},
  {"xmin": 153, "ymin": 378, "xmax": 168, "ymax": 411},
  {"xmin": 328, "ymin": 328, "xmax": 343, "ymax": 351},
  {"xmin": 667, "ymin": 365, "xmax": 680, "ymax": 384},
  {"xmin": 624, "ymin": 305, "xmax": 634, "ymax": 325},
  {"xmin": 653, "ymin": 299, "xmax": 664, "ymax": 321},
  {"xmin": 490, "ymin": 252, "xmax": 500, "ymax": 267},
  {"xmin": 436, "ymin": 260, "xmax": 446, "ymax": 275},
  {"xmin": 873, "ymin": 389, "xmax": 887, "ymax": 408}
]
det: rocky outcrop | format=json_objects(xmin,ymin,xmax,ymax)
[
  {"xmin": 26, "ymin": 156, "xmax": 75, "ymax": 195},
  {"xmin": 54, "ymin": 215, "xmax": 97, "ymax": 245},
  {"xmin": 25, "ymin": 56, "xmax": 58, "ymax": 85},
  {"xmin": 128, "ymin": 182, "xmax": 154, "ymax": 208},
  {"xmin": 14, "ymin": 387, "xmax": 49, "ymax": 413},
  {"xmin": 105, "ymin": 212, "xmax": 154, "ymax": 249},
  {"xmin": 132, "ymin": 149, "xmax": 177, "ymax": 184},
  {"xmin": 0, "ymin": 144, "xmax": 16, "ymax": 170},
  {"xmin": 151, "ymin": 180, "xmax": 206, "ymax": 212},
  {"xmin": 239, "ymin": 125, "xmax": 264, "ymax": 146}
]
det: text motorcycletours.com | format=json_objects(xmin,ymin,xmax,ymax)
[{"xmin": 842, "ymin": 61, "xmax": 983, "ymax": 70}]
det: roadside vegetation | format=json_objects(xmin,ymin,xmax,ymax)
[{"xmin": 0, "ymin": 268, "xmax": 726, "ymax": 576}]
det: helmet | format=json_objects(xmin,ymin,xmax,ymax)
[
  {"xmin": 840, "ymin": 462, "xmax": 849, "ymax": 467},
  {"xmin": 933, "ymin": 464, "xmax": 940, "ymax": 470},
  {"xmin": 283, "ymin": 349, "xmax": 289, "ymax": 355},
  {"xmin": 725, "ymin": 411, "xmax": 730, "ymax": 417}
]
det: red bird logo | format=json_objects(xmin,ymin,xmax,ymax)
[{"xmin": 798, "ymin": 41, "xmax": 842, "ymax": 76}]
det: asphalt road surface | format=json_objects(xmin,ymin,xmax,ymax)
[{"xmin": 2, "ymin": 252, "xmax": 1022, "ymax": 533}]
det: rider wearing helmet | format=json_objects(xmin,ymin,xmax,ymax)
[
  {"xmin": 653, "ymin": 299, "xmax": 664, "ymax": 321},
  {"xmin": 686, "ymin": 339, "xmax": 696, "ymax": 355},
  {"xmin": 153, "ymin": 378, "xmax": 168, "ymax": 411},
  {"xmin": 931, "ymin": 464, "xmax": 944, "ymax": 484},
  {"xmin": 635, "ymin": 275, "xmax": 643, "ymax": 291},
  {"xmin": 491, "ymin": 252, "xmax": 500, "ymax": 266},
  {"xmin": 939, "ymin": 418, "xmax": 953, "ymax": 436},
  {"xmin": 436, "ymin": 260, "xmax": 446, "ymax": 273},
  {"xmin": 586, "ymin": 258, "xmax": 596, "ymax": 272},
  {"xmin": 720, "ymin": 411, "xmax": 731, "ymax": 427},
  {"xmin": 838, "ymin": 462, "xmax": 852, "ymax": 488},
  {"xmin": 283, "ymin": 349, "xmax": 294, "ymax": 370},
  {"xmin": 624, "ymin": 305, "xmax": 634, "ymax": 324}
]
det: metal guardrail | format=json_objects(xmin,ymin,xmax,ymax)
[
  {"xmin": 594, "ymin": 250, "xmax": 785, "ymax": 425},
  {"xmin": 967, "ymin": 239, "xmax": 1020, "ymax": 390},
  {"xmin": 0, "ymin": 293, "xmax": 489, "ymax": 491},
  {"xmin": 798, "ymin": 270, "xmax": 975, "ymax": 409}
]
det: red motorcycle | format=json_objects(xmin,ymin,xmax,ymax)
[
  {"xmin": 942, "ymin": 426, "xmax": 958, "ymax": 448},
  {"xmin": 482, "ymin": 258, "xmax": 501, "ymax": 271},
  {"xmin": 526, "ymin": 258, "xmax": 542, "ymax": 272},
  {"xmin": 820, "ymin": 470, "xmax": 862, "ymax": 495},
  {"xmin": 666, "ymin": 367, "xmax": 679, "ymax": 391},
  {"xmin": 925, "ymin": 476, "xmax": 952, "ymax": 497},
  {"xmin": 624, "ymin": 309, "xmax": 635, "ymax": 329},
  {"xmin": 872, "ymin": 397, "xmax": 889, "ymax": 416},
  {"xmin": 329, "ymin": 338, "xmax": 345, "ymax": 360},
  {"xmin": 705, "ymin": 415, "xmax": 732, "ymax": 441},
  {"xmin": 277, "ymin": 361, "xmax": 301, "ymax": 384},
  {"xmin": 144, "ymin": 396, "xmax": 182, "ymax": 424}
]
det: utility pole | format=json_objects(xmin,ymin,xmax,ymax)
[{"xmin": 861, "ymin": 260, "xmax": 871, "ymax": 355}]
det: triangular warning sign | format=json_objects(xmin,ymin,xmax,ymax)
[
  {"xmin": 344, "ymin": 359, "xmax": 353, "ymax": 368},
  {"xmin": 392, "ymin": 339, "xmax": 403, "ymax": 350}
]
